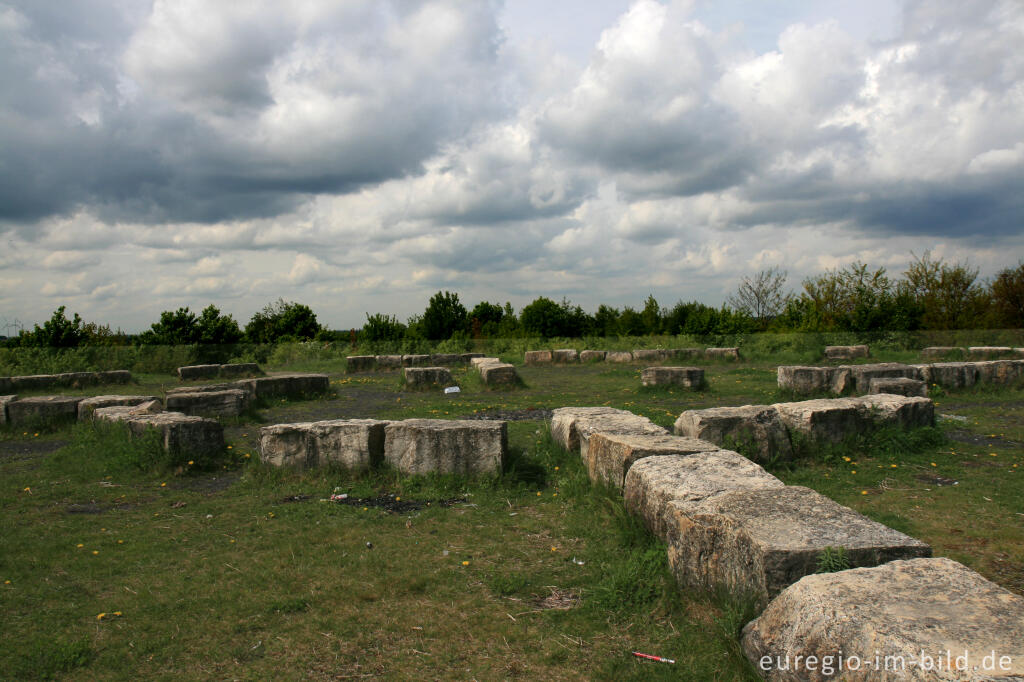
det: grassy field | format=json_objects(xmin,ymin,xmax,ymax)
[{"xmin": 2, "ymin": 356, "xmax": 1022, "ymax": 679}]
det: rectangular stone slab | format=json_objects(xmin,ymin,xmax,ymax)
[
  {"xmin": 974, "ymin": 359, "xmax": 1024, "ymax": 385},
  {"xmin": 259, "ymin": 419, "xmax": 387, "ymax": 469},
  {"xmin": 470, "ymin": 356, "xmax": 500, "ymax": 368},
  {"xmin": 524, "ymin": 350, "xmax": 552, "ymax": 365},
  {"xmin": 579, "ymin": 350, "xmax": 606, "ymax": 362},
  {"xmin": 177, "ymin": 364, "xmax": 222, "ymax": 381},
  {"xmin": 742, "ymin": 557, "xmax": 1024, "ymax": 681},
  {"xmin": 402, "ymin": 354, "xmax": 431, "ymax": 367},
  {"xmin": 824, "ymin": 345, "xmax": 869, "ymax": 360},
  {"xmin": 403, "ymin": 367, "xmax": 454, "ymax": 389},
  {"xmin": 585, "ymin": 432, "xmax": 718, "ymax": 490},
  {"xmin": 632, "ymin": 349, "xmax": 667, "ymax": 362},
  {"xmin": 866, "ymin": 377, "xmax": 927, "ymax": 397},
  {"xmin": 674, "ymin": 405, "xmax": 793, "ymax": 463},
  {"xmin": 705, "ymin": 347, "xmax": 740, "ymax": 360},
  {"xmin": 430, "ymin": 353, "xmax": 461, "ymax": 366},
  {"xmin": 218, "ymin": 363, "xmax": 262, "ymax": 378},
  {"xmin": 640, "ymin": 366, "xmax": 704, "ymax": 388},
  {"xmin": 577, "ymin": 414, "xmax": 667, "ymax": 464},
  {"xmin": 777, "ymin": 366, "xmax": 842, "ymax": 395},
  {"xmin": 663, "ymin": 486, "xmax": 931, "ymax": 606},
  {"xmin": 235, "ymin": 374, "xmax": 329, "ymax": 401},
  {"xmin": 94, "ymin": 407, "xmax": 224, "ymax": 460},
  {"xmin": 852, "ymin": 394, "xmax": 934, "ymax": 430},
  {"xmin": 7, "ymin": 396, "xmax": 82, "ymax": 426},
  {"xmin": 918, "ymin": 362, "xmax": 979, "ymax": 389},
  {"xmin": 0, "ymin": 394, "xmax": 16, "ymax": 425},
  {"xmin": 479, "ymin": 363, "xmax": 518, "ymax": 386},
  {"xmin": 967, "ymin": 346, "xmax": 1013, "ymax": 357},
  {"xmin": 383, "ymin": 419, "xmax": 507, "ymax": 475},
  {"xmin": 841, "ymin": 362, "xmax": 921, "ymax": 393},
  {"xmin": 624, "ymin": 451, "xmax": 784, "ymax": 540},
  {"xmin": 375, "ymin": 355, "xmax": 403, "ymax": 369},
  {"xmin": 77, "ymin": 395, "xmax": 160, "ymax": 420},
  {"xmin": 550, "ymin": 407, "xmax": 632, "ymax": 452},
  {"xmin": 165, "ymin": 389, "xmax": 249, "ymax": 418},
  {"xmin": 552, "ymin": 349, "xmax": 578, "ymax": 363},
  {"xmin": 605, "ymin": 351, "xmax": 633, "ymax": 363},
  {"xmin": 346, "ymin": 356, "xmax": 377, "ymax": 372},
  {"xmin": 774, "ymin": 398, "xmax": 865, "ymax": 444}
]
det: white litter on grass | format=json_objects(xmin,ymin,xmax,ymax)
[{"xmin": 444, "ymin": 386, "xmax": 460, "ymax": 394}]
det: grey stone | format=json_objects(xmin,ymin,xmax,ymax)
[
  {"xmin": 576, "ymin": 413, "xmax": 667, "ymax": 464},
  {"xmin": 866, "ymin": 377, "xmax": 928, "ymax": 397},
  {"xmin": 624, "ymin": 451, "xmax": 784, "ymax": 540},
  {"xmin": 824, "ymin": 344, "xmax": 869, "ymax": 360},
  {"xmin": 218, "ymin": 363, "xmax": 262, "ymax": 378},
  {"xmin": 100, "ymin": 370, "xmax": 132, "ymax": 385},
  {"xmin": 346, "ymin": 355, "xmax": 377, "ymax": 372},
  {"xmin": 674, "ymin": 405, "xmax": 793, "ymax": 463},
  {"xmin": 633, "ymin": 349, "xmax": 667, "ymax": 363},
  {"xmin": 777, "ymin": 366, "xmax": 841, "ymax": 395},
  {"xmin": 0, "ymin": 394, "xmax": 15, "ymax": 424},
  {"xmin": 165, "ymin": 389, "xmax": 249, "ymax": 418},
  {"xmin": 774, "ymin": 398, "xmax": 865, "ymax": 444},
  {"xmin": 640, "ymin": 366, "xmax": 704, "ymax": 388},
  {"xmin": 430, "ymin": 353, "xmax": 462, "ymax": 366},
  {"xmin": 383, "ymin": 419, "xmax": 507, "ymax": 475},
  {"xmin": 177, "ymin": 364, "xmax": 222, "ymax": 381},
  {"xmin": 921, "ymin": 346, "xmax": 965, "ymax": 359},
  {"xmin": 404, "ymin": 367, "xmax": 455, "ymax": 390},
  {"xmin": 843, "ymin": 363, "xmax": 922, "ymax": 393},
  {"xmin": 852, "ymin": 394, "xmax": 935, "ymax": 430},
  {"xmin": 705, "ymin": 347, "xmax": 740, "ymax": 360},
  {"xmin": 259, "ymin": 419, "xmax": 387, "ymax": 469},
  {"xmin": 663, "ymin": 486, "xmax": 931, "ymax": 605},
  {"xmin": 235, "ymin": 374, "xmax": 330, "ymax": 401},
  {"xmin": 580, "ymin": 350, "xmax": 607, "ymax": 362},
  {"xmin": 550, "ymin": 407, "xmax": 630, "ymax": 452},
  {"xmin": 967, "ymin": 346, "xmax": 1014, "ymax": 358},
  {"xmin": 552, "ymin": 349, "xmax": 578, "ymax": 363},
  {"xmin": 921, "ymin": 362, "xmax": 979, "ymax": 389},
  {"xmin": 471, "ymin": 357, "xmax": 501, "ymax": 368},
  {"xmin": 524, "ymin": 350, "xmax": 552, "ymax": 365},
  {"xmin": 375, "ymin": 355, "xmax": 404, "ymax": 369},
  {"xmin": 402, "ymin": 354, "xmax": 432, "ymax": 367},
  {"xmin": 9, "ymin": 375, "xmax": 62, "ymax": 391},
  {"xmin": 585, "ymin": 432, "xmax": 718, "ymax": 490},
  {"xmin": 974, "ymin": 359, "xmax": 1024, "ymax": 385},
  {"xmin": 742, "ymin": 557, "xmax": 1024, "ymax": 681},
  {"xmin": 7, "ymin": 396, "xmax": 82, "ymax": 426},
  {"xmin": 665, "ymin": 348, "xmax": 703, "ymax": 360},
  {"xmin": 606, "ymin": 351, "xmax": 634, "ymax": 363},
  {"xmin": 480, "ymin": 362, "xmax": 519, "ymax": 386},
  {"xmin": 77, "ymin": 395, "xmax": 161, "ymax": 421},
  {"xmin": 166, "ymin": 382, "xmax": 247, "ymax": 397},
  {"xmin": 94, "ymin": 407, "xmax": 224, "ymax": 460},
  {"xmin": 128, "ymin": 400, "xmax": 163, "ymax": 415}
]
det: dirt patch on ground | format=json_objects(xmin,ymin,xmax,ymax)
[
  {"xmin": 459, "ymin": 408, "xmax": 552, "ymax": 422},
  {"xmin": 946, "ymin": 430, "xmax": 1020, "ymax": 448},
  {"xmin": 0, "ymin": 438, "xmax": 69, "ymax": 462},
  {"xmin": 914, "ymin": 473, "xmax": 959, "ymax": 486},
  {"xmin": 171, "ymin": 471, "xmax": 242, "ymax": 495},
  {"xmin": 277, "ymin": 492, "xmax": 466, "ymax": 514}
]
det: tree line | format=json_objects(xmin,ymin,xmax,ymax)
[{"xmin": 4, "ymin": 254, "xmax": 1023, "ymax": 348}]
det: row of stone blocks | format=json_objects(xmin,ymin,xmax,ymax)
[
  {"xmin": 347, "ymin": 353, "xmax": 484, "ymax": 372},
  {"xmin": 779, "ymin": 360, "xmax": 1024, "ymax": 396},
  {"xmin": 260, "ymin": 419, "xmax": 507, "ymax": 475},
  {"xmin": 549, "ymin": 407, "xmax": 1024, "ymax": 678},
  {"xmin": 524, "ymin": 348, "xmax": 740, "ymax": 365},
  {"xmin": 176, "ymin": 363, "xmax": 263, "ymax": 381},
  {"xmin": 922, "ymin": 345, "xmax": 1024, "ymax": 359},
  {"xmin": 0, "ymin": 370, "xmax": 131, "ymax": 394}
]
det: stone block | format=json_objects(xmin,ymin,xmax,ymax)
[
  {"xmin": 77, "ymin": 395, "xmax": 161, "ymax": 420},
  {"xmin": 576, "ymin": 413, "xmax": 667, "ymax": 463},
  {"xmin": 218, "ymin": 363, "xmax": 262, "ymax": 378},
  {"xmin": 579, "ymin": 350, "xmax": 606, "ymax": 362},
  {"xmin": 56, "ymin": 372, "xmax": 102, "ymax": 388},
  {"xmin": 402, "ymin": 354, "xmax": 432, "ymax": 367},
  {"xmin": 921, "ymin": 362, "xmax": 979, "ymax": 389},
  {"xmin": 774, "ymin": 398, "xmax": 865, "ymax": 444},
  {"xmin": 674, "ymin": 405, "xmax": 793, "ymax": 463},
  {"xmin": 460, "ymin": 353, "xmax": 485, "ymax": 362},
  {"xmin": 165, "ymin": 389, "xmax": 249, "ymax": 418},
  {"xmin": 471, "ymin": 357, "xmax": 501, "ymax": 368},
  {"xmin": 524, "ymin": 350, "xmax": 552, "ymax": 365},
  {"xmin": 259, "ymin": 419, "xmax": 387, "ymax": 469},
  {"xmin": 177, "ymin": 364, "xmax": 222, "ymax": 381},
  {"xmin": 777, "ymin": 366, "xmax": 846, "ymax": 395},
  {"xmin": 552, "ymin": 349, "xmax": 578, "ymax": 363},
  {"xmin": 742, "ymin": 558, "xmax": 1024, "ymax": 681},
  {"xmin": 404, "ymin": 367, "xmax": 455, "ymax": 390},
  {"xmin": 824, "ymin": 344, "xmax": 869, "ymax": 360},
  {"xmin": 624, "ymin": 451, "xmax": 784, "ymax": 540},
  {"xmin": 100, "ymin": 370, "xmax": 132, "ymax": 385},
  {"xmin": 844, "ymin": 363, "xmax": 921, "ymax": 393},
  {"xmin": 166, "ymin": 382, "xmax": 246, "ymax": 396},
  {"xmin": 852, "ymin": 394, "xmax": 935, "ymax": 430},
  {"xmin": 430, "ymin": 353, "xmax": 461, "ymax": 366},
  {"xmin": 632, "ymin": 349, "xmax": 667, "ymax": 363},
  {"xmin": 235, "ymin": 374, "xmax": 329, "ymax": 401},
  {"xmin": 921, "ymin": 346, "xmax": 964, "ymax": 359},
  {"xmin": 640, "ymin": 366, "xmax": 704, "ymax": 388},
  {"xmin": 7, "ymin": 396, "xmax": 81, "ymax": 426},
  {"xmin": 663, "ymin": 486, "xmax": 931, "ymax": 605},
  {"xmin": 967, "ymin": 346, "xmax": 1014, "ymax": 358},
  {"xmin": 346, "ymin": 355, "xmax": 377, "ymax": 372},
  {"xmin": 665, "ymin": 348, "xmax": 703, "ymax": 361},
  {"xmin": 0, "ymin": 394, "xmax": 15, "ymax": 425},
  {"xmin": 375, "ymin": 355, "xmax": 403, "ymax": 369},
  {"xmin": 480, "ymin": 363, "xmax": 519, "ymax": 386},
  {"xmin": 974, "ymin": 359, "xmax": 1024, "ymax": 385},
  {"xmin": 585, "ymin": 432, "xmax": 718, "ymax": 490},
  {"xmin": 705, "ymin": 347, "xmax": 740, "ymax": 360},
  {"xmin": 383, "ymin": 419, "xmax": 507, "ymax": 475},
  {"xmin": 606, "ymin": 351, "xmax": 634, "ymax": 363},
  {"xmin": 94, "ymin": 407, "xmax": 224, "ymax": 460},
  {"xmin": 866, "ymin": 377, "xmax": 928, "ymax": 397},
  {"xmin": 9, "ymin": 375, "xmax": 61, "ymax": 391},
  {"xmin": 550, "ymin": 407, "xmax": 630, "ymax": 452}
]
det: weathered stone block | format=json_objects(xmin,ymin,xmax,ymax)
[
  {"xmin": 665, "ymin": 348, "xmax": 702, "ymax": 361},
  {"xmin": 259, "ymin": 419, "xmax": 387, "ymax": 469},
  {"xmin": 824, "ymin": 344, "xmax": 869, "ymax": 360},
  {"xmin": 853, "ymin": 394, "xmax": 935, "ymax": 430},
  {"xmin": 383, "ymin": 419, "xmax": 507, "ymax": 475},
  {"xmin": 165, "ymin": 389, "xmax": 249, "ymax": 418},
  {"xmin": 346, "ymin": 355, "xmax": 377, "ymax": 372},
  {"xmin": 606, "ymin": 351, "xmax": 634, "ymax": 363},
  {"xmin": 866, "ymin": 376, "xmax": 928, "ymax": 397},
  {"xmin": 633, "ymin": 349, "xmax": 666, "ymax": 363},
  {"xmin": 844, "ymin": 363, "xmax": 921, "ymax": 393},
  {"xmin": 177, "ymin": 364, "xmax": 222, "ymax": 381},
  {"xmin": 552, "ymin": 349, "xmax": 578, "ymax": 363},
  {"xmin": 921, "ymin": 362, "xmax": 979, "ymax": 389},
  {"xmin": 94, "ymin": 407, "xmax": 224, "ymax": 460},
  {"xmin": 480, "ymin": 363, "xmax": 518, "ymax": 386},
  {"xmin": 77, "ymin": 395, "xmax": 161, "ymax": 420},
  {"xmin": 471, "ymin": 357, "xmax": 501, "ymax": 368},
  {"xmin": 967, "ymin": 346, "xmax": 1014, "ymax": 358},
  {"xmin": 580, "ymin": 350, "xmax": 606, "ymax": 362},
  {"xmin": 524, "ymin": 350, "xmax": 552, "ymax": 365},
  {"xmin": 674, "ymin": 405, "xmax": 793, "ymax": 463},
  {"xmin": 218, "ymin": 363, "xmax": 262, "ymax": 378},
  {"xmin": 974, "ymin": 359, "xmax": 1024, "ymax": 385},
  {"xmin": 774, "ymin": 398, "xmax": 865, "ymax": 444},
  {"xmin": 742, "ymin": 557, "xmax": 1024, "ymax": 681},
  {"xmin": 7, "ymin": 396, "xmax": 82, "ymax": 426},
  {"xmin": 640, "ymin": 366, "xmax": 704, "ymax": 388},
  {"xmin": 585, "ymin": 432, "xmax": 718, "ymax": 490},
  {"xmin": 404, "ymin": 367, "xmax": 455, "ymax": 390},
  {"xmin": 402, "ymin": 354, "xmax": 431, "ymax": 367},
  {"xmin": 430, "ymin": 353, "xmax": 461, "ymax": 366},
  {"xmin": 624, "ymin": 451, "xmax": 784, "ymax": 540},
  {"xmin": 56, "ymin": 372, "xmax": 101, "ymax": 388},
  {"xmin": 0, "ymin": 394, "xmax": 16, "ymax": 425},
  {"xmin": 777, "ymin": 366, "xmax": 844, "ymax": 395},
  {"xmin": 235, "ymin": 374, "xmax": 329, "ymax": 401},
  {"xmin": 10, "ymin": 375, "xmax": 61, "ymax": 391},
  {"xmin": 375, "ymin": 355, "xmax": 403, "ymax": 369},
  {"xmin": 166, "ymin": 382, "xmax": 246, "ymax": 396},
  {"xmin": 664, "ymin": 486, "xmax": 931, "ymax": 605},
  {"xmin": 550, "ymin": 407, "xmax": 629, "ymax": 452},
  {"xmin": 705, "ymin": 347, "xmax": 740, "ymax": 360},
  {"xmin": 577, "ymin": 413, "xmax": 667, "ymax": 463},
  {"xmin": 921, "ymin": 345, "xmax": 964, "ymax": 359},
  {"xmin": 100, "ymin": 370, "xmax": 132, "ymax": 385}
]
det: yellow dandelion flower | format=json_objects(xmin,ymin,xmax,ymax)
[
  {"xmin": 92, "ymin": 550, "xmax": 98, "ymax": 555},
  {"xmin": 117, "ymin": 540, "xmax": 123, "ymax": 544},
  {"xmin": 97, "ymin": 613, "xmax": 106, "ymax": 620},
  {"xmin": 187, "ymin": 460, "xmax": 194, "ymax": 466},
  {"xmin": 461, "ymin": 561, "xmax": 469, "ymax": 566},
  {"xmin": 113, "ymin": 611, "xmax": 122, "ymax": 617},
  {"xmin": 537, "ymin": 491, "xmax": 542, "ymax": 496},
  {"xmin": 395, "ymin": 497, "xmax": 400, "ymax": 501},
  {"xmin": 76, "ymin": 543, "xmax": 84, "ymax": 548},
  {"xmin": 4, "ymin": 580, "xmax": 10, "ymax": 584},
  {"xmin": 23, "ymin": 487, "xmax": 30, "ymax": 492},
  {"xmin": 851, "ymin": 470, "xmax": 857, "ymax": 474},
  {"xmin": 842, "ymin": 456, "xmax": 851, "ymax": 462},
  {"xmin": 160, "ymin": 482, "xmax": 166, "ymax": 487},
  {"xmin": 930, "ymin": 462, "xmax": 937, "ymax": 467},
  {"xmin": 890, "ymin": 464, "xmax": 898, "ymax": 468}
]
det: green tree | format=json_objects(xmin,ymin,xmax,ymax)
[
  {"xmin": 245, "ymin": 299, "xmax": 320, "ymax": 343},
  {"xmin": 421, "ymin": 291, "xmax": 468, "ymax": 340},
  {"xmin": 727, "ymin": 267, "xmax": 792, "ymax": 328},
  {"xmin": 640, "ymin": 294, "xmax": 662, "ymax": 335},
  {"xmin": 902, "ymin": 252, "xmax": 988, "ymax": 329},
  {"xmin": 22, "ymin": 306, "xmax": 87, "ymax": 347},
  {"xmin": 140, "ymin": 307, "xmax": 199, "ymax": 345},
  {"xmin": 362, "ymin": 313, "xmax": 406, "ymax": 343},
  {"xmin": 520, "ymin": 297, "xmax": 564, "ymax": 338},
  {"xmin": 469, "ymin": 301, "xmax": 504, "ymax": 337},
  {"xmin": 989, "ymin": 262, "xmax": 1024, "ymax": 328},
  {"xmin": 196, "ymin": 305, "xmax": 243, "ymax": 344},
  {"xmin": 593, "ymin": 304, "xmax": 621, "ymax": 336}
]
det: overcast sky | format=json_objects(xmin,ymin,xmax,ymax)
[{"xmin": 2, "ymin": 0, "xmax": 1022, "ymax": 333}]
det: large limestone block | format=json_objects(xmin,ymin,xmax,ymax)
[
  {"xmin": 576, "ymin": 413, "xmax": 667, "ymax": 463},
  {"xmin": 550, "ymin": 407, "xmax": 630, "ymax": 452},
  {"xmin": 580, "ymin": 350, "xmax": 606, "ymax": 362},
  {"xmin": 585, "ymin": 432, "xmax": 718, "ymax": 490},
  {"xmin": 165, "ymin": 389, "xmax": 249, "ymax": 418},
  {"xmin": 921, "ymin": 346, "xmax": 964, "ymax": 359},
  {"xmin": 705, "ymin": 347, "xmax": 740, "ymax": 360},
  {"xmin": 99, "ymin": 370, "xmax": 132, "ymax": 385},
  {"xmin": 974, "ymin": 359, "xmax": 1024, "ymax": 386},
  {"xmin": 774, "ymin": 398, "xmax": 865, "ymax": 444},
  {"xmin": 56, "ymin": 372, "xmax": 101, "ymax": 388},
  {"xmin": 480, "ymin": 362, "xmax": 518, "ymax": 386},
  {"xmin": 967, "ymin": 346, "xmax": 1014, "ymax": 358},
  {"xmin": 235, "ymin": 374, "xmax": 330, "ymax": 401},
  {"xmin": 866, "ymin": 377, "xmax": 928, "ymax": 397},
  {"xmin": 167, "ymin": 382, "xmax": 248, "ymax": 397},
  {"xmin": 7, "ymin": 396, "xmax": 82, "ymax": 426},
  {"xmin": 10, "ymin": 375, "xmax": 62, "ymax": 391},
  {"xmin": 844, "ymin": 363, "xmax": 922, "ymax": 393},
  {"xmin": 633, "ymin": 349, "xmax": 667, "ymax": 363},
  {"xmin": 0, "ymin": 394, "xmax": 16, "ymax": 424},
  {"xmin": 94, "ymin": 407, "xmax": 224, "ymax": 460},
  {"xmin": 674, "ymin": 405, "xmax": 793, "ymax": 463},
  {"xmin": 606, "ymin": 350, "xmax": 634, "ymax": 363},
  {"xmin": 552, "ymin": 349, "xmax": 578, "ymax": 363},
  {"xmin": 471, "ymin": 356, "xmax": 500, "ymax": 368},
  {"xmin": 403, "ymin": 367, "xmax": 455, "ymax": 390},
  {"xmin": 824, "ymin": 345, "xmax": 869, "ymax": 360},
  {"xmin": 430, "ymin": 353, "xmax": 462, "ymax": 366},
  {"xmin": 664, "ymin": 486, "xmax": 931, "ymax": 605},
  {"xmin": 624, "ymin": 451, "xmax": 784, "ymax": 540},
  {"xmin": 346, "ymin": 355, "xmax": 377, "ymax": 372},
  {"xmin": 742, "ymin": 558, "xmax": 1024, "ymax": 681},
  {"xmin": 177, "ymin": 364, "xmax": 221, "ymax": 381},
  {"xmin": 402, "ymin": 354, "xmax": 431, "ymax": 367},
  {"xmin": 260, "ymin": 419, "xmax": 387, "ymax": 469},
  {"xmin": 383, "ymin": 419, "xmax": 507, "ymax": 475},
  {"xmin": 218, "ymin": 363, "xmax": 262, "ymax": 378},
  {"xmin": 922, "ymin": 362, "xmax": 979, "ymax": 389},
  {"xmin": 77, "ymin": 395, "xmax": 160, "ymax": 420},
  {"xmin": 524, "ymin": 350, "xmax": 552, "ymax": 365},
  {"xmin": 375, "ymin": 355, "xmax": 403, "ymax": 369},
  {"xmin": 778, "ymin": 366, "xmax": 841, "ymax": 395},
  {"xmin": 641, "ymin": 366, "xmax": 704, "ymax": 388},
  {"xmin": 853, "ymin": 394, "xmax": 935, "ymax": 430},
  {"xmin": 665, "ymin": 348, "xmax": 703, "ymax": 361}
]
